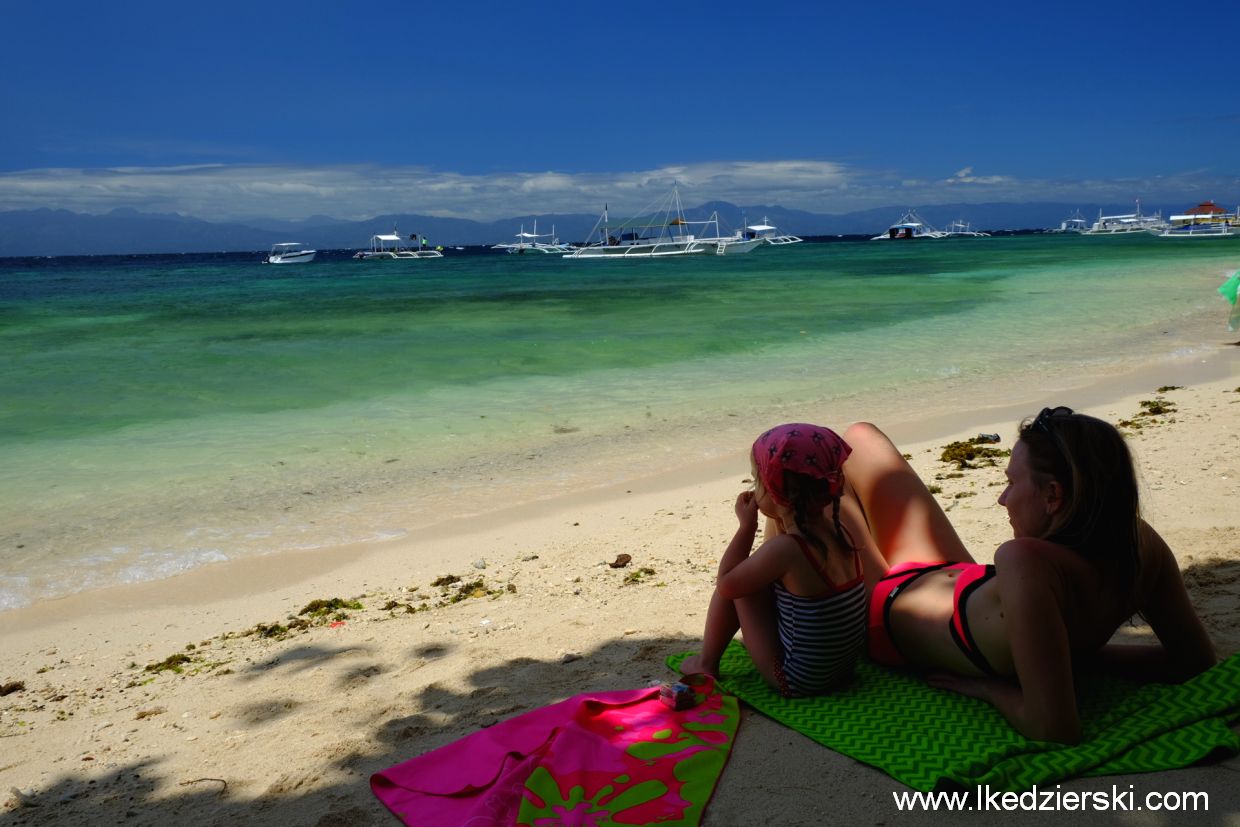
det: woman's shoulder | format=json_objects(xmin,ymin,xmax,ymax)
[
  {"xmin": 994, "ymin": 537, "xmax": 1077, "ymax": 572},
  {"xmin": 993, "ymin": 538, "xmax": 1089, "ymax": 600}
]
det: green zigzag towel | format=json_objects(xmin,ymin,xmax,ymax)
[{"xmin": 668, "ymin": 644, "xmax": 1240, "ymax": 792}]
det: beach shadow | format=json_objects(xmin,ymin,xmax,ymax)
[
  {"xmin": 1181, "ymin": 555, "xmax": 1240, "ymax": 657},
  {"xmin": 338, "ymin": 664, "xmax": 386, "ymax": 690},
  {"xmin": 2, "ymin": 756, "xmax": 389, "ymax": 827},
  {"xmin": 2, "ymin": 633, "xmax": 698, "ymax": 827},
  {"xmin": 235, "ymin": 643, "xmax": 373, "ymax": 683},
  {"xmin": 410, "ymin": 643, "xmax": 451, "ymax": 659},
  {"xmin": 232, "ymin": 697, "xmax": 302, "ymax": 726}
]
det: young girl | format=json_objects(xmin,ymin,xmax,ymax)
[{"xmin": 680, "ymin": 424, "xmax": 875, "ymax": 697}]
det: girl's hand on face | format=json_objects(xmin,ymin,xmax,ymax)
[{"xmin": 735, "ymin": 490, "xmax": 759, "ymax": 529}]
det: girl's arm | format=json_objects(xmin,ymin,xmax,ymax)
[{"xmin": 713, "ymin": 492, "xmax": 794, "ymax": 600}]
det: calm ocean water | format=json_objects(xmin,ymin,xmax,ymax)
[{"xmin": 1, "ymin": 236, "xmax": 1236, "ymax": 610}]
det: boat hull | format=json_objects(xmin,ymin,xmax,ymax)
[
  {"xmin": 497, "ymin": 244, "xmax": 574, "ymax": 254},
  {"xmin": 354, "ymin": 250, "xmax": 444, "ymax": 260},
  {"xmin": 564, "ymin": 241, "xmax": 713, "ymax": 259},
  {"xmin": 1083, "ymin": 227, "xmax": 1162, "ymax": 236},
  {"xmin": 712, "ymin": 238, "xmax": 764, "ymax": 255},
  {"xmin": 265, "ymin": 250, "xmax": 316, "ymax": 264},
  {"xmin": 1153, "ymin": 227, "xmax": 1239, "ymax": 239}
]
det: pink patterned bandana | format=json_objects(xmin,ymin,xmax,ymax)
[{"xmin": 752, "ymin": 423, "xmax": 851, "ymax": 506}]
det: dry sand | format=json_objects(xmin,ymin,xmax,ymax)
[{"xmin": 2, "ymin": 358, "xmax": 1239, "ymax": 826}]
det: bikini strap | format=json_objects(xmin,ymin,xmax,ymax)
[{"xmin": 949, "ymin": 565, "xmax": 1001, "ymax": 678}]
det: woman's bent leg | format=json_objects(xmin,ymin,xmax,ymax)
[{"xmin": 842, "ymin": 422, "xmax": 974, "ymax": 567}]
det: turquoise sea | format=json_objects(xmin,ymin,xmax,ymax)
[{"xmin": 1, "ymin": 236, "xmax": 1236, "ymax": 611}]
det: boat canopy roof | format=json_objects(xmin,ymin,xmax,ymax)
[
  {"xmin": 747, "ymin": 224, "xmax": 776, "ymax": 231},
  {"xmin": 272, "ymin": 242, "xmax": 304, "ymax": 248},
  {"xmin": 373, "ymin": 234, "xmax": 402, "ymax": 241}
]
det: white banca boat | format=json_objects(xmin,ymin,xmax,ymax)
[
  {"xmin": 709, "ymin": 217, "xmax": 804, "ymax": 254},
  {"xmin": 745, "ymin": 218, "xmax": 803, "ymax": 246},
  {"xmin": 1084, "ymin": 201, "xmax": 1166, "ymax": 235},
  {"xmin": 1048, "ymin": 210, "xmax": 1089, "ymax": 234},
  {"xmin": 872, "ymin": 210, "xmax": 947, "ymax": 240},
  {"xmin": 264, "ymin": 242, "xmax": 317, "ymax": 264},
  {"xmin": 564, "ymin": 188, "xmax": 725, "ymax": 259},
  {"xmin": 942, "ymin": 220, "xmax": 991, "ymax": 238},
  {"xmin": 493, "ymin": 221, "xmax": 574, "ymax": 254},
  {"xmin": 353, "ymin": 230, "xmax": 444, "ymax": 260},
  {"xmin": 1152, "ymin": 201, "xmax": 1239, "ymax": 239}
]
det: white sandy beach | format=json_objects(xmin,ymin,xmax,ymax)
[{"xmin": 2, "ymin": 351, "xmax": 1239, "ymax": 826}]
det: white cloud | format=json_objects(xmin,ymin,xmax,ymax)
[
  {"xmin": 0, "ymin": 161, "xmax": 1234, "ymax": 221},
  {"xmin": 943, "ymin": 166, "xmax": 1014, "ymax": 186}
]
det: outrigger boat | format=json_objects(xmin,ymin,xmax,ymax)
[
  {"xmin": 353, "ymin": 229, "xmax": 444, "ymax": 260},
  {"xmin": 493, "ymin": 220, "xmax": 574, "ymax": 254},
  {"xmin": 1084, "ymin": 201, "xmax": 1166, "ymax": 235},
  {"xmin": 1151, "ymin": 201, "xmax": 1238, "ymax": 239},
  {"xmin": 564, "ymin": 188, "xmax": 723, "ymax": 259},
  {"xmin": 942, "ymin": 220, "xmax": 990, "ymax": 238},
  {"xmin": 711, "ymin": 217, "xmax": 804, "ymax": 254},
  {"xmin": 1049, "ymin": 210, "xmax": 1089, "ymax": 234},
  {"xmin": 746, "ymin": 218, "xmax": 803, "ymax": 246},
  {"xmin": 872, "ymin": 210, "xmax": 947, "ymax": 240}
]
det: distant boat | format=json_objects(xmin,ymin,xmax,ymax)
[
  {"xmin": 1152, "ymin": 201, "xmax": 1239, "ymax": 239},
  {"xmin": 564, "ymin": 187, "xmax": 722, "ymax": 259},
  {"xmin": 1048, "ymin": 210, "xmax": 1088, "ymax": 234},
  {"xmin": 710, "ymin": 217, "xmax": 804, "ymax": 254},
  {"xmin": 747, "ymin": 218, "xmax": 803, "ymax": 246},
  {"xmin": 493, "ymin": 220, "xmax": 575, "ymax": 254},
  {"xmin": 872, "ymin": 210, "xmax": 947, "ymax": 240},
  {"xmin": 353, "ymin": 229, "xmax": 444, "ymax": 260},
  {"xmin": 942, "ymin": 220, "xmax": 990, "ymax": 238},
  {"xmin": 264, "ymin": 242, "xmax": 316, "ymax": 264},
  {"xmin": 1084, "ymin": 201, "xmax": 1166, "ymax": 235}
]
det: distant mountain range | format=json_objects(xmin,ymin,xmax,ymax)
[{"xmin": 0, "ymin": 201, "xmax": 1200, "ymax": 256}]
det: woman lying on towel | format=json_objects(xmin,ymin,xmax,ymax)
[{"xmin": 840, "ymin": 408, "xmax": 1215, "ymax": 744}]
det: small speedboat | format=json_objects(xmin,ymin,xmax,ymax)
[{"xmin": 265, "ymin": 242, "xmax": 316, "ymax": 264}]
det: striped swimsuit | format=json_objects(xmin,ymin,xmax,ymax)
[{"xmin": 772, "ymin": 535, "xmax": 867, "ymax": 696}]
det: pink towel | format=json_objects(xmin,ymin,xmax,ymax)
[{"xmin": 372, "ymin": 681, "xmax": 739, "ymax": 825}]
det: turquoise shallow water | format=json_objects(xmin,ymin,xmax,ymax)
[{"xmin": 1, "ymin": 236, "xmax": 1236, "ymax": 609}]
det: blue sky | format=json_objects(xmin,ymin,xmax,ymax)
[{"xmin": 2, "ymin": 1, "xmax": 1237, "ymax": 221}]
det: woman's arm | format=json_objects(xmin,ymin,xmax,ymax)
[{"xmin": 1100, "ymin": 522, "xmax": 1216, "ymax": 682}]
